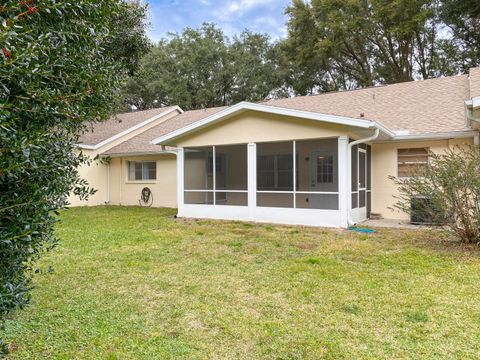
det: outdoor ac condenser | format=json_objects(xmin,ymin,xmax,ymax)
[{"xmin": 410, "ymin": 195, "xmax": 434, "ymax": 225}]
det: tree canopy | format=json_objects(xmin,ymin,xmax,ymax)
[
  {"xmin": 0, "ymin": 0, "xmax": 149, "ymax": 354},
  {"xmin": 124, "ymin": 1, "xmax": 480, "ymax": 106},
  {"xmin": 283, "ymin": 0, "xmax": 451, "ymax": 94},
  {"xmin": 123, "ymin": 23, "xmax": 285, "ymax": 110}
]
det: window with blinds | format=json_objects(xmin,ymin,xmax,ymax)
[
  {"xmin": 397, "ymin": 148, "xmax": 428, "ymax": 177},
  {"xmin": 128, "ymin": 161, "xmax": 156, "ymax": 181},
  {"xmin": 257, "ymin": 154, "xmax": 294, "ymax": 190}
]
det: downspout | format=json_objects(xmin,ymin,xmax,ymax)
[
  {"xmin": 465, "ymin": 108, "xmax": 480, "ymax": 151},
  {"xmin": 119, "ymin": 158, "xmax": 123, "ymax": 205},
  {"xmin": 160, "ymin": 145, "xmax": 178, "ymax": 155},
  {"xmin": 347, "ymin": 127, "xmax": 380, "ymax": 226},
  {"xmin": 105, "ymin": 161, "xmax": 110, "ymax": 205}
]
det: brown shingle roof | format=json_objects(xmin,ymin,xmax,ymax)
[
  {"xmin": 79, "ymin": 107, "xmax": 177, "ymax": 146},
  {"xmin": 264, "ymin": 74, "xmax": 471, "ymax": 134},
  {"xmin": 102, "ymin": 107, "xmax": 226, "ymax": 155},
  {"xmin": 95, "ymin": 70, "xmax": 479, "ymax": 155}
]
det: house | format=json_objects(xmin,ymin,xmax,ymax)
[{"xmin": 73, "ymin": 68, "xmax": 480, "ymax": 228}]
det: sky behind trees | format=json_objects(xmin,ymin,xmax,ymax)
[{"xmin": 146, "ymin": 0, "xmax": 290, "ymax": 42}]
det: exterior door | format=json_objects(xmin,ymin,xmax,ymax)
[
  {"xmin": 358, "ymin": 148, "xmax": 367, "ymax": 215},
  {"xmin": 310, "ymin": 149, "xmax": 337, "ymax": 208}
]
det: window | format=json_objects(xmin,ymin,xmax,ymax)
[
  {"xmin": 128, "ymin": 161, "xmax": 156, "ymax": 181},
  {"xmin": 397, "ymin": 148, "xmax": 428, "ymax": 177},
  {"xmin": 257, "ymin": 154, "xmax": 294, "ymax": 190},
  {"xmin": 316, "ymin": 154, "xmax": 334, "ymax": 183}
]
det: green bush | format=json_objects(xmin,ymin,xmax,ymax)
[
  {"xmin": 392, "ymin": 146, "xmax": 480, "ymax": 244},
  {"xmin": 0, "ymin": 0, "xmax": 148, "ymax": 354}
]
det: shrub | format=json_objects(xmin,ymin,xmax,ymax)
[
  {"xmin": 391, "ymin": 146, "xmax": 480, "ymax": 244},
  {"xmin": 0, "ymin": 0, "xmax": 148, "ymax": 354}
]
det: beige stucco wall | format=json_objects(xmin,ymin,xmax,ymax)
[
  {"xmin": 108, "ymin": 154, "xmax": 177, "ymax": 208},
  {"xmin": 176, "ymin": 111, "xmax": 354, "ymax": 147},
  {"xmin": 69, "ymin": 109, "xmax": 180, "ymax": 207},
  {"xmin": 68, "ymin": 149, "xmax": 107, "ymax": 206},
  {"xmin": 371, "ymin": 137, "xmax": 474, "ymax": 220}
]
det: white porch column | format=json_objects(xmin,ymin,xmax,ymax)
[
  {"xmin": 176, "ymin": 147, "xmax": 185, "ymax": 217},
  {"xmin": 338, "ymin": 136, "xmax": 349, "ymax": 228},
  {"xmin": 247, "ymin": 143, "xmax": 257, "ymax": 221}
]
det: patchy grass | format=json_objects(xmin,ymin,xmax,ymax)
[{"xmin": 3, "ymin": 206, "xmax": 480, "ymax": 359}]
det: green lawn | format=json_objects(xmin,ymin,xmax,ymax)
[{"xmin": 3, "ymin": 206, "xmax": 480, "ymax": 359}]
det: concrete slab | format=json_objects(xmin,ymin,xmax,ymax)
[{"xmin": 361, "ymin": 218, "xmax": 432, "ymax": 229}]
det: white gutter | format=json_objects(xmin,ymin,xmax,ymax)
[
  {"xmin": 347, "ymin": 127, "xmax": 380, "ymax": 226},
  {"xmin": 387, "ymin": 130, "xmax": 477, "ymax": 142},
  {"xmin": 101, "ymin": 148, "xmax": 178, "ymax": 158}
]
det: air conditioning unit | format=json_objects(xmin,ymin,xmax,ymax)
[{"xmin": 410, "ymin": 195, "xmax": 435, "ymax": 225}]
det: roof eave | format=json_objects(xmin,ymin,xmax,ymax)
[
  {"xmin": 100, "ymin": 150, "xmax": 177, "ymax": 158},
  {"xmin": 374, "ymin": 130, "xmax": 477, "ymax": 143}
]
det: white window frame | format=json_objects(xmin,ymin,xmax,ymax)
[{"xmin": 127, "ymin": 160, "xmax": 157, "ymax": 181}]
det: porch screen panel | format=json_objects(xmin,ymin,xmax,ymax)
[
  {"xmin": 184, "ymin": 145, "xmax": 248, "ymax": 206},
  {"xmin": 257, "ymin": 141, "xmax": 294, "ymax": 208},
  {"xmin": 215, "ymin": 145, "xmax": 247, "ymax": 191},
  {"xmin": 215, "ymin": 192, "xmax": 248, "ymax": 206},
  {"xmin": 184, "ymin": 191, "xmax": 214, "ymax": 205},
  {"xmin": 359, "ymin": 151, "xmax": 366, "ymax": 189},
  {"xmin": 296, "ymin": 194, "xmax": 338, "ymax": 210},
  {"xmin": 367, "ymin": 145, "xmax": 371, "ymax": 190},
  {"xmin": 294, "ymin": 138, "xmax": 338, "ymax": 210},
  {"xmin": 214, "ymin": 144, "xmax": 248, "ymax": 206},
  {"xmin": 351, "ymin": 144, "xmax": 358, "ymax": 209},
  {"xmin": 184, "ymin": 147, "xmax": 213, "ymax": 204}
]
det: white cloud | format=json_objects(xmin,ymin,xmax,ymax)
[{"xmin": 146, "ymin": 0, "xmax": 290, "ymax": 42}]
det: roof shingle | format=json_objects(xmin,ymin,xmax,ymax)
[
  {"xmin": 79, "ymin": 107, "xmax": 176, "ymax": 146},
  {"xmin": 102, "ymin": 107, "xmax": 226, "ymax": 155},
  {"xmin": 97, "ymin": 70, "xmax": 479, "ymax": 156},
  {"xmin": 264, "ymin": 74, "xmax": 471, "ymax": 134}
]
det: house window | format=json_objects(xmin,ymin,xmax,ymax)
[
  {"xmin": 128, "ymin": 161, "xmax": 156, "ymax": 181},
  {"xmin": 397, "ymin": 148, "xmax": 428, "ymax": 177},
  {"xmin": 257, "ymin": 154, "xmax": 294, "ymax": 190},
  {"xmin": 316, "ymin": 154, "xmax": 334, "ymax": 183}
]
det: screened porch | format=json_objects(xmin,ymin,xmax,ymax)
[{"xmin": 178, "ymin": 136, "xmax": 371, "ymax": 227}]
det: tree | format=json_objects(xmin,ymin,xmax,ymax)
[
  {"xmin": 391, "ymin": 147, "xmax": 480, "ymax": 244},
  {"xmin": 439, "ymin": 0, "xmax": 480, "ymax": 73},
  {"xmin": 0, "ymin": 0, "xmax": 149, "ymax": 354},
  {"xmin": 282, "ymin": 0, "xmax": 447, "ymax": 93},
  {"xmin": 229, "ymin": 31, "xmax": 285, "ymax": 103},
  {"xmin": 123, "ymin": 24, "xmax": 284, "ymax": 110}
]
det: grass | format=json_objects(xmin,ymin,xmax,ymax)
[{"xmin": 3, "ymin": 206, "xmax": 480, "ymax": 359}]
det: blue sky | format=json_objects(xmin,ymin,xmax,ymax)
[{"xmin": 146, "ymin": 0, "xmax": 291, "ymax": 42}]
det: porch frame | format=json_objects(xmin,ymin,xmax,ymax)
[{"xmin": 176, "ymin": 136, "xmax": 360, "ymax": 228}]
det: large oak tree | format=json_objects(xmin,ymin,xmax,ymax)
[
  {"xmin": 282, "ymin": 0, "xmax": 464, "ymax": 94},
  {"xmin": 123, "ymin": 23, "xmax": 285, "ymax": 110}
]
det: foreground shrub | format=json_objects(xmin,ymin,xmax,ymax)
[
  {"xmin": 392, "ymin": 146, "xmax": 480, "ymax": 244},
  {"xmin": 0, "ymin": 0, "xmax": 148, "ymax": 354}
]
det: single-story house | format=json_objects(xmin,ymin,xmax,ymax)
[{"xmin": 72, "ymin": 67, "xmax": 480, "ymax": 228}]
